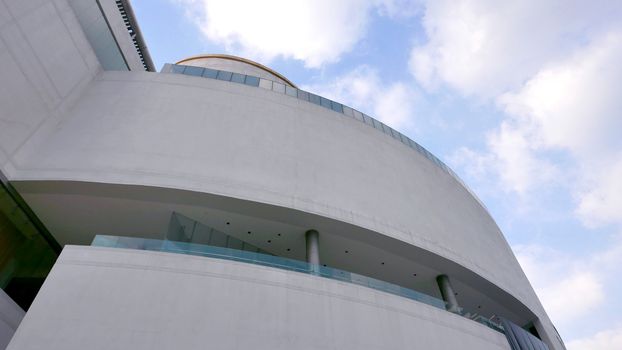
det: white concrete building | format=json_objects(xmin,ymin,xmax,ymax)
[{"xmin": 0, "ymin": 1, "xmax": 565, "ymax": 349}]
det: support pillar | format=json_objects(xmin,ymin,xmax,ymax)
[
  {"xmin": 305, "ymin": 229, "xmax": 320, "ymax": 267},
  {"xmin": 436, "ymin": 274, "xmax": 460, "ymax": 313}
]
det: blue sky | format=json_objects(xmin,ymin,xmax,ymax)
[{"xmin": 132, "ymin": 1, "xmax": 622, "ymax": 348}]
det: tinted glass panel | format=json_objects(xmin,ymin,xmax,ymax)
[
  {"xmin": 272, "ymin": 82, "xmax": 285, "ymax": 93},
  {"xmin": 372, "ymin": 118, "xmax": 382, "ymax": 130},
  {"xmin": 171, "ymin": 65, "xmax": 185, "ymax": 74},
  {"xmin": 259, "ymin": 79, "xmax": 273, "ymax": 89},
  {"xmin": 244, "ymin": 75, "xmax": 260, "ymax": 86},
  {"xmin": 342, "ymin": 106, "xmax": 354, "ymax": 117},
  {"xmin": 363, "ymin": 114, "xmax": 375, "ymax": 126},
  {"xmin": 184, "ymin": 66, "xmax": 204, "ymax": 76},
  {"xmin": 331, "ymin": 101, "xmax": 344, "ymax": 113},
  {"xmin": 202, "ymin": 68, "xmax": 218, "ymax": 78},
  {"xmin": 399, "ymin": 133, "xmax": 409, "ymax": 144},
  {"xmin": 0, "ymin": 183, "xmax": 57, "ymax": 311},
  {"xmin": 309, "ymin": 93, "xmax": 321, "ymax": 105},
  {"xmin": 285, "ymin": 85, "xmax": 297, "ymax": 97},
  {"xmin": 381, "ymin": 123, "xmax": 392, "ymax": 135},
  {"xmin": 353, "ymin": 110, "xmax": 364, "ymax": 121},
  {"xmin": 297, "ymin": 90, "xmax": 310, "ymax": 101},
  {"xmin": 320, "ymin": 97, "xmax": 332, "ymax": 109},
  {"xmin": 216, "ymin": 71, "xmax": 232, "ymax": 81},
  {"xmin": 231, "ymin": 73, "xmax": 245, "ymax": 84}
]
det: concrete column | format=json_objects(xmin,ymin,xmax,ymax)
[
  {"xmin": 305, "ymin": 230, "xmax": 320, "ymax": 266},
  {"xmin": 436, "ymin": 274, "xmax": 460, "ymax": 313}
]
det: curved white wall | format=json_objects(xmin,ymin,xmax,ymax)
[
  {"xmin": 6, "ymin": 70, "xmax": 565, "ymax": 348},
  {"xmin": 12, "ymin": 71, "xmax": 530, "ymax": 302},
  {"xmin": 8, "ymin": 246, "xmax": 511, "ymax": 350},
  {"xmin": 0, "ymin": 1, "xmax": 563, "ymax": 349}
]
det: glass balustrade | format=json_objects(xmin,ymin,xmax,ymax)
[{"xmin": 92, "ymin": 235, "xmax": 504, "ymax": 334}]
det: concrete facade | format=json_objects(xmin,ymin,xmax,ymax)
[
  {"xmin": 0, "ymin": 290, "xmax": 23, "ymax": 350},
  {"xmin": 9, "ymin": 246, "xmax": 511, "ymax": 350},
  {"xmin": 0, "ymin": 1, "xmax": 564, "ymax": 349},
  {"xmin": 7, "ymin": 71, "xmax": 542, "ymax": 313}
]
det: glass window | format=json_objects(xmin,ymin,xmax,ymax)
[
  {"xmin": 309, "ymin": 93, "xmax": 321, "ymax": 105},
  {"xmin": 231, "ymin": 73, "xmax": 245, "ymax": 84},
  {"xmin": 202, "ymin": 68, "xmax": 218, "ymax": 79},
  {"xmin": 381, "ymin": 123, "xmax": 392, "ymax": 135},
  {"xmin": 416, "ymin": 144, "xmax": 426, "ymax": 156},
  {"xmin": 440, "ymin": 162, "xmax": 449, "ymax": 172},
  {"xmin": 297, "ymin": 90, "xmax": 310, "ymax": 101},
  {"xmin": 285, "ymin": 85, "xmax": 297, "ymax": 97},
  {"xmin": 259, "ymin": 79, "xmax": 273, "ymax": 90},
  {"xmin": 244, "ymin": 75, "xmax": 260, "ymax": 87},
  {"xmin": 320, "ymin": 97, "xmax": 332, "ymax": 109},
  {"xmin": 415, "ymin": 143, "xmax": 426, "ymax": 155},
  {"xmin": 399, "ymin": 133, "xmax": 410, "ymax": 145},
  {"xmin": 343, "ymin": 106, "xmax": 354, "ymax": 117},
  {"xmin": 424, "ymin": 149, "xmax": 434, "ymax": 160},
  {"xmin": 272, "ymin": 82, "xmax": 285, "ymax": 93},
  {"xmin": 0, "ymin": 182, "xmax": 58, "ymax": 311},
  {"xmin": 216, "ymin": 71, "xmax": 232, "ymax": 81},
  {"xmin": 171, "ymin": 65, "xmax": 185, "ymax": 74},
  {"xmin": 184, "ymin": 66, "xmax": 204, "ymax": 77},
  {"xmin": 331, "ymin": 101, "xmax": 344, "ymax": 113},
  {"xmin": 390, "ymin": 128, "xmax": 401, "ymax": 140},
  {"xmin": 353, "ymin": 110, "xmax": 364, "ymax": 121},
  {"xmin": 372, "ymin": 118, "xmax": 382, "ymax": 130},
  {"xmin": 208, "ymin": 230, "xmax": 228, "ymax": 247}
]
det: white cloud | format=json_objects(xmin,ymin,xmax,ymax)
[
  {"xmin": 450, "ymin": 31, "xmax": 622, "ymax": 223},
  {"xmin": 512, "ymin": 234, "xmax": 622, "ymax": 347},
  {"xmin": 450, "ymin": 122, "xmax": 558, "ymax": 195},
  {"xmin": 177, "ymin": 0, "xmax": 415, "ymax": 68},
  {"xmin": 499, "ymin": 32, "xmax": 622, "ymax": 218},
  {"xmin": 514, "ymin": 245, "xmax": 605, "ymax": 328},
  {"xmin": 412, "ymin": 0, "xmax": 622, "ymax": 346},
  {"xmin": 410, "ymin": 0, "xmax": 622, "ymax": 98},
  {"xmin": 498, "ymin": 32, "xmax": 622, "ymax": 156},
  {"xmin": 538, "ymin": 272, "xmax": 604, "ymax": 325},
  {"xmin": 487, "ymin": 122, "xmax": 557, "ymax": 194},
  {"xmin": 576, "ymin": 156, "xmax": 622, "ymax": 227},
  {"xmin": 416, "ymin": 1, "xmax": 622, "ymax": 208},
  {"xmin": 303, "ymin": 66, "xmax": 418, "ymax": 131},
  {"xmin": 374, "ymin": 0, "xmax": 421, "ymax": 19},
  {"xmin": 513, "ymin": 234, "xmax": 622, "ymax": 341},
  {"xmin": 567, "ymin": 326, "xmax": 622, "ymax": 350}
]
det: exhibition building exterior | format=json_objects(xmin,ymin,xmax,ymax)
[{"xmin": 0, "ymin": 1, "xmax": 565, "ymax": 349}]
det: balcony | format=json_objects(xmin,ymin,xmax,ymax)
[{"xmin": 92, "ymin": 234, "xmax": 505, "ymax": 334}]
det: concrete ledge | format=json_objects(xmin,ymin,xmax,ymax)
[{"xmin": 9, "ymin": 246, "xmax": 510, "ymax": 350}]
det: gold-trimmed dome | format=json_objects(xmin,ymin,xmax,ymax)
[{"xmin": 176, "ymin": 54, "xmax": 297, "ymax": 88}]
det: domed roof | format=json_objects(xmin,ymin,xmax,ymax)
[{"xmin": 176, "ymin": 54, "xmax": 297, "ymax": 88}]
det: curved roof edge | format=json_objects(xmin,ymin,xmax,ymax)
[{"xmin": 176, "ymin": 54, "xmax": 298, "ymax": 88}]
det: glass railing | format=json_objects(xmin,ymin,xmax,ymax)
[
  {"xmin": 453, "ymin": 307, "xmax": 506, "ymax": 333},
  {"xmin": 161, "ymin": 63, "xmax": 488, "ymax": 212},
  {"xmin": 92, "ymin": 235, "xmax": 504, "ymax": 334}
]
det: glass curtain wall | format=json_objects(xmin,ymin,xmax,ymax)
[{"xmin": 0, "ymin": 182, "xmax": 57, "ymax": 310}]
